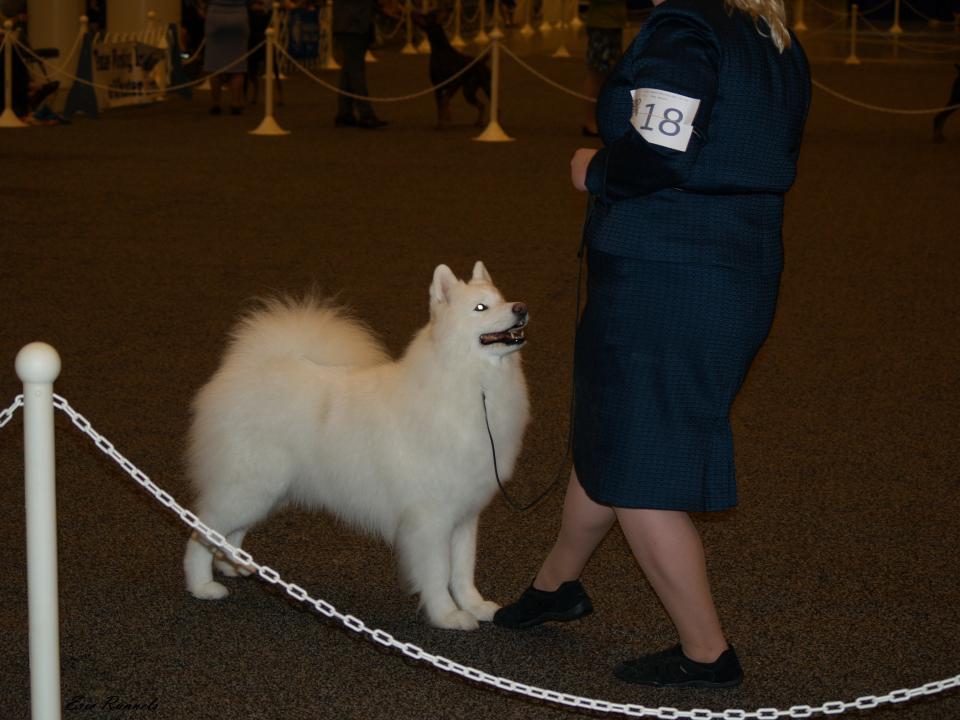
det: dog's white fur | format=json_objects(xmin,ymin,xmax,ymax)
[{"xmin": 183, "ymin": 261, "xmax": 529, "ymax": 630}]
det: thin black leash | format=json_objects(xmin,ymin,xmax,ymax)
[{"xmin": 482, "ymin": 199, "xmax": 593, "ymax": 512}]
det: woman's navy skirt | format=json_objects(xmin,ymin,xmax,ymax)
[{"xmin": 572, "ymin": 249, "xmax": 780, "ymax": 512}]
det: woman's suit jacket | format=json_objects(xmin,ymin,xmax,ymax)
[{"xmin": 584, "ymin": 0, "xmax": 811, "ymax": 276}]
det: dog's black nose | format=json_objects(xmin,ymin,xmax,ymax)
[{"xmin": 512, "ymin": 303, "xmax": 528, "ymax": 317}]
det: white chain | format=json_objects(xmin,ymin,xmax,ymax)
[
  {"xmin": 275, "ymin": 42, "xmax": 492, "ymax": 102},
  {"xmin": 499, "ymin": 44, "xmax": 596, "ymax": 101},
  {"xmin": 811, "ymin": 78, "xmax": 960, "ymax": 115},
  {"xmin": 0, "ymin": 394, "xmax": 23, "ymax": 429},
  {"xmin": 1, "ymin": 393, "xmax": 958, "ymax": 718}
]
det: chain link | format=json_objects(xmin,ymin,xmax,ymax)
[
  {"xmin": 0, "ymin": 394, "xmax": 23, "ymax": 429},
  {"xmin": 2, "ymin": 392, "xmax": 959, "ymax": 719}
]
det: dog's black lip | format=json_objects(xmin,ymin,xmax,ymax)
[{"xmin": 478, "ymin": 318, "xmax": 528, "ymax": 346}]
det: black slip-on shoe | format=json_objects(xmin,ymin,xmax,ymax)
[
  {"xmin": 334, "ymin": 114, "xmax": 358, "ymax": 127},
  {"xmin": 614, "ymin": 644, "xmax": 743, "ymax": 688},
  {"xmin": 492, "ymin": 580, "xmax": 593, "ymax": 630}
]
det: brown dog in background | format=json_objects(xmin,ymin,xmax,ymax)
[{"xmin": 412, "ymin": 10, "xmax": 491, "ymax": 128}]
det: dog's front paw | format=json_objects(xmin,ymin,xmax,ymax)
[
  {"xmin": 463, "ymin": 599, "xmax": 501, "ymax": 622},
  {"xmin": 188, "ymin": 580, "xmax": 230, "ymax": 600},
  {"xmin": 430, "ymin": 609, "xmax": 481, "ymax": 631}
]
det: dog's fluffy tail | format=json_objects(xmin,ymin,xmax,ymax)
[{"xmin": 224, "ymin": 294, "xmax": 391, "ymax": 370}]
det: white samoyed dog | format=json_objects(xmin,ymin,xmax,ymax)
[{"xmin": 183, "ymin": 261, "xmax": 529, "ymax": 630}]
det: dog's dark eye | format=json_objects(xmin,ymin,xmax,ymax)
[{"xmin": 474, "ymin": 303, "xmax": 488, "ymax": 312}]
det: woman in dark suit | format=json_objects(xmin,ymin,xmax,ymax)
[{"xmin": 494, "ymin": 0, "xmax": 811, "ymax": 688}]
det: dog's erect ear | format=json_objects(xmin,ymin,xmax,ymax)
[
  {"xmin": 431, "ymin": 264, "xmax": 458, "ymax": 304},
  {"xmin": 471, "ymin": 260, "xmax": 492, "ymax": 284}
]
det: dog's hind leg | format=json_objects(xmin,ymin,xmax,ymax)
[
  {"xmin": 433, "ymin": 89, "xmax": 447, "ymax": 129},
  {"xmin": 183, "ymin": 487, "xmax": 280, "ymax": 600},
  {"xmin": 213, "ymin": 528, "xmax": 255, "ymax": 577},
  {"xmin": 396, "ymin": 512, "xmax": 479, "ymax": 630},
  {"xmin": 462, "ymin": 81, "xmax": 486, "ymax": 127},
  {"xmin": 184, "ymin": 530, "xmax": 230, "ymax": 600},
  {"xmin": 449, "ymin": 517, "xmax": 500, "ymax": 622}
]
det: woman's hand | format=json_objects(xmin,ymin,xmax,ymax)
[{"xmin": 570, "ymin": 148, "xmax": 599, "ymax": 192}]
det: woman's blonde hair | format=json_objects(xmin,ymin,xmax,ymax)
[{"xmin": 724, "ymin": 0, "xmax": 792, "ymax": 52}]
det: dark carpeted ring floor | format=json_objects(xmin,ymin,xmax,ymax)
[{"xmin": 1, "ymin": 26, "xmax": 958, "ymax": 720}]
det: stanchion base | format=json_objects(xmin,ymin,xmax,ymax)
[
  {"xmin": 552, "ymin": 45, "xmax": 572, "ymax": 58},
  {"xmin": 570, "ymin": 17, "xmax": 583, "ymax": 30},
  {"xmin": 418, "ymin": 38, "xmax": 431, "ymax": 53},
  {"xmin": 451, "ymin": 34, "xmax": 467, "ymax": 48},
  {"xmin": 793, "ymin": 20, "xmax": 807, "ymax": 31},
  {"xmin": 321, "ymin": 58, "xmax": 341, "ymax": 70},
  {"xmin": 539, "ymin": 21, "xmax": 553, "ymax": 32},
  {"xmin": 473, "ymin": 121, "xmax": 514, "ymax": 143},
  {"xmin": 0, "ymin": 108, "xmax": 28, "ymax": 128},
  {"xmin": 519, "ymin": 23, "xmax": 535, "ymax": 37},
  {"xmin": 401, "ymin": 42, "xmax": 418, "ymax": 54},
  {"xmin": 249, "ymin": 115, "xmax": 290, "ymax": 136},
  {"xmin": 844, "ymin": 56, "xmax": 861, "ymax": 65},
  {"xmin": 365, "ymin": 51, "xmax": 377, "ymax": 63},
  {"xmin": 888, "ymin": 23, "xmax": 903, "ymax": 34},
  {"xmin": 475, "ymin": 31, "xmax": 490, "ymax": 45}
]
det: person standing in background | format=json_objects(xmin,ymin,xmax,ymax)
[
  {"xmin": 581, "ymin": 0, "xmax": 627, "ymax": 137},
  {"xmin": 332, "ymin": 0, "xmax": 388, "ymax": 128},
  {"xmin": 203, "ymin": 0, "xmax": 251, "ymax": 115}
]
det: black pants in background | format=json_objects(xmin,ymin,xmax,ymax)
[{"xmin": 334, "ymin": 32, "xmax": 375, "ymax": 121}]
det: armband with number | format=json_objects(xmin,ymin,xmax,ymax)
[{"xmin": 629, "ymin": 87, "xmax": 701, "ymax": 152}]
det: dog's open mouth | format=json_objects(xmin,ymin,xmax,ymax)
[{"xmin": 479, "ymin": 319, "xmax": 527, "ymax": 346}]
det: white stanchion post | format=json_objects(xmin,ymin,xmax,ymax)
[
  {"xmin": 538, "ymin": 3, "xmax": 552, "ymax": 33},
  {"xmin": 451, "ymin": 0, "xmax": 467, "ymax": 47},
  {"xmin": 250, "ymin": 28, "xmax": 289, "ymax": 135},
  {"xmin": 322, "ymin": 0, "xmax": 341, "ymax": 68},
  {"xmin": 843, "ymin": 3, "xmax": 860, "ymax": 65},
  {"xmin": 402, "ymin": 0, "xmax": 418, "ymax": 54},
  {"xmin": 417, "ymin": 0, "xmax": 432, "ymax": 52},
  {"xmin": 15, "ymin": 342, "xmax": 63, "ymax": 720},
  {"xmin": 793, "ymin": 0, "xmax": 807, "ymax": 31},
  {"xmin": 473, "ymin": 32, "xmax": 512, "ymax": 142},
  {"xmin": 1, "ymin": 22, "xmax": 29, "ymax": 128},
  {"xmin": 845, "ymin": 4, "xmax": 861, "ymax": 64},
  {"xmin": 569, "ymin": 0, "xmax": 582, "ymax": 29},
  {"xmin": 552, "ymin": 0, "xmax": 571, "ymax": 58},
  {"xmin": 889, "ymin": 0, "xmax": 903, "ymax": 34},
  {"xmin": 271, "ymin": 3, "xmax": 289, "ymax": 79},
  {"xmin": 475, "ymin": 0, "xmax": 490, "ymax": 45},
  {"xmin": 519, "ymin": 0, "xmax": 535, "ymax": 37}
]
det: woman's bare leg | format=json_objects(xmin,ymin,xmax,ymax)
[
  {"xmin": 614, "ymin": 507, "xmax": 728, "ymax": 663},
  {"xmin": 533, "ymin": 469, "xmax": 617, "ymax": 591}
]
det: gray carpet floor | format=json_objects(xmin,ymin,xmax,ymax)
[{"xmin": 1, "ymin": 24, "xmax": 958, "ymax": 720}]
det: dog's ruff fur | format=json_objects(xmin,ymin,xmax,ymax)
[{"xmin": 183, "ymin": 262, "xmax": 530, "ymax": 630}]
